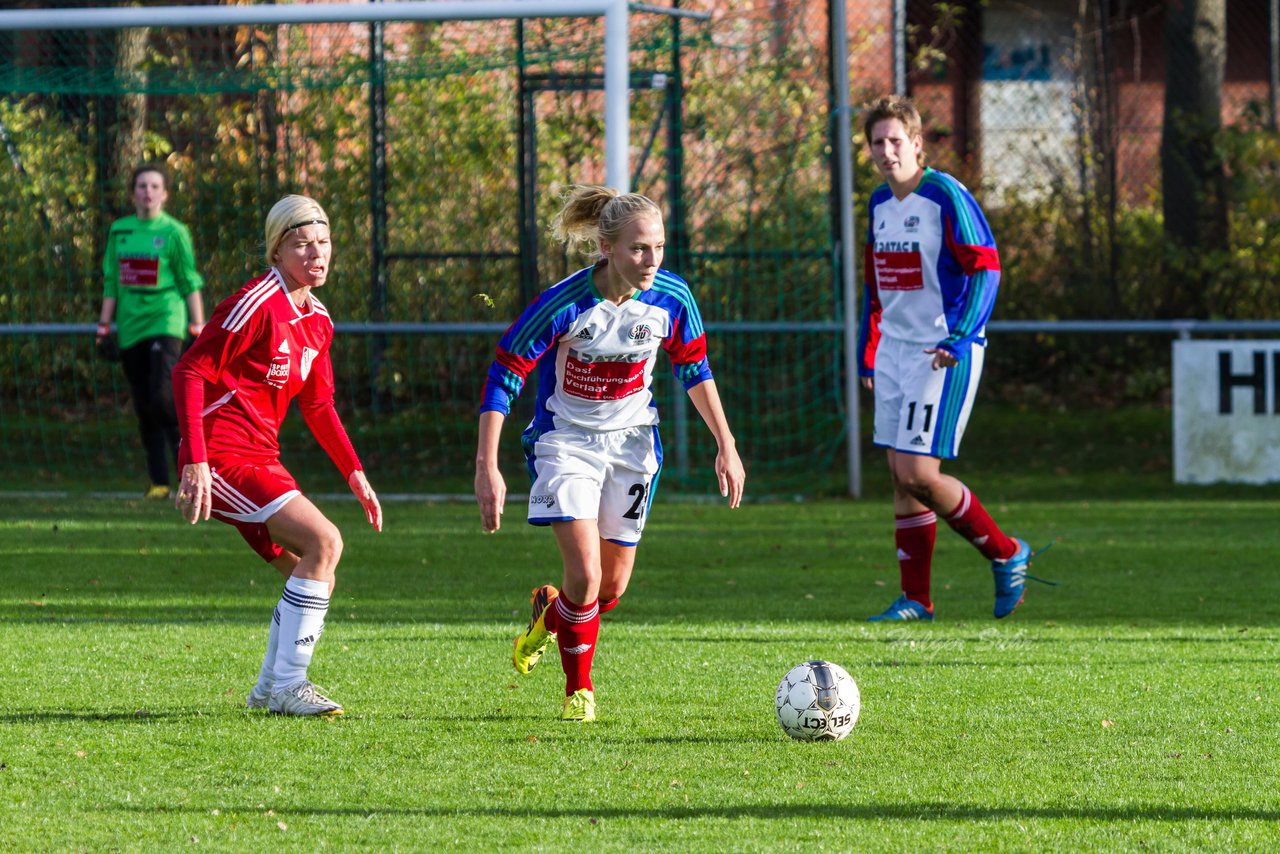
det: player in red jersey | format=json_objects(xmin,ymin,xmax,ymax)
[{"xmin": 172, "ymin": 194, "xmax": 382, "ymax": 717}]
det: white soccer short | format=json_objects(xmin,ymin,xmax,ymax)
[
  {"xmin": 525, "ymin": 423, "xmax": 661, "ymax": 546},
  {"xmin": 871, "ymin": 336, "xmax": 984, "ymax": 459}
]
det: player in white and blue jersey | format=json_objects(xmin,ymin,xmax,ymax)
[
  {"xmin": 858, "ymin": 95, "xmax": 1038, "ymax": 622},
  {"xmin": 475, "ymin": 186, "xmax": 745, "ymax": 722}
]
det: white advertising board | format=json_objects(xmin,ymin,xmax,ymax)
[{"xmin": 1173, "ymin": 340, "xmax": 1280, "ymax": 484}]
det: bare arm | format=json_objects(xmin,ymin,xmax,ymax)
[
  {"xmin": 185, "ymin": 291, "xmax": 206, "ymax": 336},
  {"xmin": 96, "ymin": 296, "xmax": 117, "ymax": 344},
  {"xmin": 97, "ymin": 296, "xmax": 117, "ymax": 326},
  {"xmin": 475, "ymin": 410, "xmax": 507, "ymax": 532},
  {"xmin": 686, "ymin": 379, "xmax": 745, "ymax": 508}
]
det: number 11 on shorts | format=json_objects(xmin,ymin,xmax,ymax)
[{"xmin": 905, "ymin": 401, "xmax": 934, "ymax": 433}]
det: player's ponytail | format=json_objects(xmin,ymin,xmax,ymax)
[{"xmin": 551, "ymin": 185, "xmax": 662, "ymax": 260}]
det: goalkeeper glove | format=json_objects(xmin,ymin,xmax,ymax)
[{"xmin": 95, "ymin": 322, "xmax": 120, "ymax": 362}]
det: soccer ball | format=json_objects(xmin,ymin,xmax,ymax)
[{"xmin": 775, "ymin": 660, "xmax": 860, "ymax": 741}]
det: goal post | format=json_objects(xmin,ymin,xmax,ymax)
[{"xmin": 0, "ymin": 0, "xmax": 633, "ymax": 190}]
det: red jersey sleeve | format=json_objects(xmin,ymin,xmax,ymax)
[
  {"xmin": 857, "ymin": 241, "xmax": 883, "ymax": 376},
  {"xmin": 297, "ymin": 348, "xmax": 362, "ymax": 479},
  {"xmin": 171, "ymin": 294, "xmax": 265, "ymax": 464},
  {"xmin": 172, "ymin": 362, "xmax": 208, "ymax": 462}
]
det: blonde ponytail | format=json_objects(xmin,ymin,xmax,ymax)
[{"xmin": 550, "ymin": 185, "xmax": 663, "ymax": 260}]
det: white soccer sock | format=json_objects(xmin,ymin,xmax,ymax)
[
  {"xmin": 271, "ymin": 576, "xmax": 331, "ymax": 692},
  {"xmin": 253, "ymin": 606, "xmax": 281, "ymax": 692}
]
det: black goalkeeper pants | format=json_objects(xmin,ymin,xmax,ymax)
[{"xmin": 120, "ymin": 336, "xmax": 183, "ymax": 488}]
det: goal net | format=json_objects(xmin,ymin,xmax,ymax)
[{"xmin": 0, "ymin": 1, "xmax": 854, "ymax": 498}]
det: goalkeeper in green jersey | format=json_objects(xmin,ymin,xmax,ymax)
[{"xmin": 96, "ymin": 164, "xmax": 206, "ymax": 500}]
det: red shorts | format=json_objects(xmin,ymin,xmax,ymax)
[{"xmin": 181, "ymin": 449, "xmax": 300, "ymax": 563}]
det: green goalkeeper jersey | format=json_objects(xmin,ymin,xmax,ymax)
[{"xmin": 103, "ymin": 212, "xmax": 204, "ymax": 349}]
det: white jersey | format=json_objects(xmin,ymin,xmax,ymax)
[
  {"xmin": 480, "ymin": 264, "xmax": 713, "ymax": 433},
  {"xmin": 858, "ymin": 168, "xmax": 1001, "ymax": 376}
]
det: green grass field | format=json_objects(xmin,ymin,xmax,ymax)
[{"xmin": 1, "ymin": 490, "xmax": 1278, "ymax": 851}]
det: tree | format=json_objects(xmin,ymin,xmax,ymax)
[
  {"xmin": 1160, "ymin": 0, "xmax": 1227, "ymax": 317},
  {"xmin": 113, "ymin": 25, "xmax": 148, "ymax": 182}
]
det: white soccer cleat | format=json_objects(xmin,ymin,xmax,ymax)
[
  {"xmin": 268, "ymin": 680, "xmax": 344, "ymax": 717},
  {"xmin": 246, "ymin": 684, "xmax": 272, "ymax": 709}
]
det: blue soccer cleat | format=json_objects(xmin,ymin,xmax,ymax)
[
  {"xmin": 992, "ymin": 537, "xmax": 1032, "ymax": 618},
  {"xmin": 867, "ymin": 594, "xmax": 934, "ymax": 622}
]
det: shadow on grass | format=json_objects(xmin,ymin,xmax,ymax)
[
  {"xmin": 0, "ymin": 710, "xmax": 183, "ymax": 723},
  {"xmin": 115, "ymin": 802, "xmax": 1280, "ymax": 823},
  {"xmin": 5, "ymin": 596, "xmax": 1280, "ymax": 634},
  {"xmin": 623, "ymin": 735, "xmax": 778, "ymax": 745},
  {"xmin": 0, "ymin": 610, "xmax": 289, "ymax": 626},
  {"xmin": 4, "ymin": 605, "xmax": 1280, "ymax": 632}
]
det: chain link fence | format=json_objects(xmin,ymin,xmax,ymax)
[{"xmin": 1, "ymin": 1, "xmax": 1277, "ymax": 495}]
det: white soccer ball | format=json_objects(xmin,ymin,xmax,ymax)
[{"xmin": 775, "ymin": 660, "xmax": 860, "ymax": 741}]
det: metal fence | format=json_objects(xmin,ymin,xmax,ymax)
[{"xmin": 1, "ymin": 1, "xmax": 1278, "ymax": 497}]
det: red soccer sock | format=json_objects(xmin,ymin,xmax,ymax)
[
  {"xmin": 553, "ymin": 594, "xmax": 600, "ymax": 695},
  {"xmin": 896, "ymin": 511, "xmax": 937, "ymax": 610},
  {"xmin": 542, "ymin": 590, "xmax": 614, "ymax": 628},
  {"xmin": 542, "ymin": 590, "xmax": 561, "ymax": 633},
  {"xmin": 944, "ymin": 485, "xmax": 1017, "ymax": 561}
]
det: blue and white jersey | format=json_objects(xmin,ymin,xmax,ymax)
[
  {"xmin": 480, "ymin": 264, "xmax": 713, "ymax": 432},
  {"xmin": 857, "ymin": 168, "xmax": 1001, "ymax": 376}
]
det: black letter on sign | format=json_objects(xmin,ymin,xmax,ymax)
[
  {"xmin": 1218, "ymin": 351, "xmax": 1266, "ymax": 415},
  {"xmin": 1275, "ymin": 352, "xmax": 1280, "ymax": 414}
]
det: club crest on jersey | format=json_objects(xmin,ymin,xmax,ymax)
[
  {"xmin": 266, "ymin": 354, "xmax": 290, "ymax": 388},
  {"xmin": 903, "ymin": 215, "xmax": 920, "ymax": 232},
  {"xmin": 300, "ymin": 346, "xmax": 318, "ymax": 381},
  {"xmin": 628, "ymin": 323, "xmax": 652, "ymax": 343},
  {"xmin": 152, "ymin": 236, "xmax": 166, "ymax": 249}
]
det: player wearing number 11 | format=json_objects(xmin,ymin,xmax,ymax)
[
  {"xmin": 858, "ymin": 95, "xmax": 1036, "ymax": 621},
  {"xmin": 475, "ymin": 185, "xmax": 745, "ymax": 722}
]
